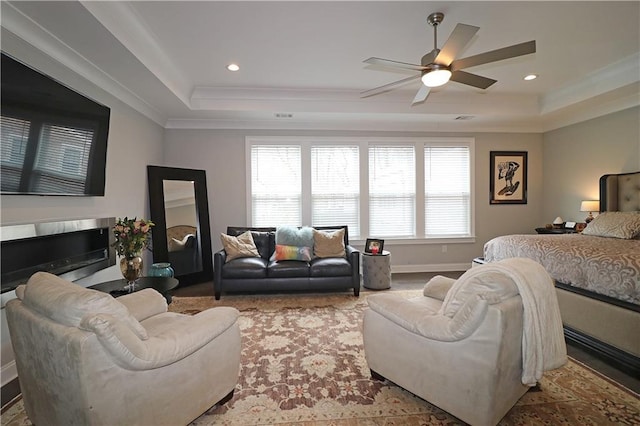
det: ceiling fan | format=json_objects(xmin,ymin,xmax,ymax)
[{"xmin": 361, "ymin": 12, "xmax": 536, "ymax": 105}]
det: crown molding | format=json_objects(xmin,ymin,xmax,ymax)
[
  {"xmin": 540, "ymin": 53, "xmax": 640, "ymax": 115},
  {"xmin": 1, "ymin": 2, "xmax": 167, "ymax": 126},
  {"xmin": 79, "ymin": 1, "xmax": 192, "ymax": 108}
]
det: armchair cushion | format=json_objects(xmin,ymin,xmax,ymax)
[
  {"xmin": 422, "ymin": 275, "xmax": 456, "ymax": 300},
  {"xmin": 367, "ymin": 293, "xmax": 489, "ymax": 341},
  {"xmin": 80, "ymin": 306, "xmax": 240, "ymax": 370},
  {"xmin": 441, "ymin": 270, "xmax": 518, "ymax": 317},
  {"xmin": 116, "ymin": 288, "xmax": 168, "ymax": 322},
  {"xmin": 20, "ymin": 272, "xmax": 148, "ymax": 340}
]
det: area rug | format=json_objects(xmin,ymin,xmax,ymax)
[{"xmin": 2, "ymin": 292, "xmax": 639, "ymax": 426}]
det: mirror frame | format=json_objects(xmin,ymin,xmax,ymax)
[{"xmin": 147, "ymin": 165, "xmax": 213, "ymax": 286}]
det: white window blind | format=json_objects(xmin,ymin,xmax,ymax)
[
  {"xmin": 369, "ymin": 145, "xmax": 415, "ymax": 237},
  {"xmin": 425, "ymin": 146, "xmax": 470, "ymax": 236},
  {"xmin": 311, "ymin": 145, "xmax": 360, "ymax": 235},
  {"xmin": 251, "ymin": 145, "xmax": 302, "ymax": 227}
]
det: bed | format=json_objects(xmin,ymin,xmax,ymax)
[{"xmin": 483, "ymin": 171, "xmax": 640, "ymax": 376}]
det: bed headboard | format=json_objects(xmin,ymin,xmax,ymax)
[{"xmin": 599, "ymin": 171, "xmax": 640, "ymax": 212}]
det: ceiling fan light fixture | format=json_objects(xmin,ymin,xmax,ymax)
[{"xmin": 421, "ymin": 68, "xmax": 452, "ymax": 87}]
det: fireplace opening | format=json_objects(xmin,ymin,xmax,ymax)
[{"xmin": 1, "ymin": 218, "xmax": 116, "ymax": 293}]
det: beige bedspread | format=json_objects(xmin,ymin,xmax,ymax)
[{"xmin": 484, "ymin": 234, "xmax": 640, "ymax": 305}]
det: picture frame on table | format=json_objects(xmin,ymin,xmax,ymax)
[
  {"xmin": 364, "ymin": 238, "xmax": 384, "ymax": 255},
  {"xmin": 490, "ymin": 151, "xmax": 528, "ymax": 204}
]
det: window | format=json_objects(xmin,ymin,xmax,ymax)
[
  {"xmin": 250, "ymin": 145, "xmax": 301, "ymax": 227},
  {"xmin": 425, "ymin": 146, "xmax": 471, "ymax": 236},
  {"xmin": 311, "ymin": 145, "xmax": 360, "ymax": 235},
  {"xmin": 248, "ymin": 137, "xmax": 474, "ymax": 241},
  {"xmin": 369, "ymin": 145, "xmax": 415, "ymax": 237}
]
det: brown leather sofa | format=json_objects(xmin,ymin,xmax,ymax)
[{"xmin": 214, "ymin": 226, "xmax": 360, "ymax": 300}]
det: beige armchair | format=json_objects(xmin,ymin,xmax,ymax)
[
  {"xmin": 363, "ymin": 258, "xmax": 566, "ymax": 426},
  {"xmin": 6, "ymin": 272, "xmax": 241, "ymax": 426}
]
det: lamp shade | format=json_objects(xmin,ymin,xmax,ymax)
[
  {"xmin": 421, "ymin": 69, "xmax": 452, "ymax": 88},
  {"xmin": 580, "ymin": 200, "xmax": 599, "ymax": 212}
]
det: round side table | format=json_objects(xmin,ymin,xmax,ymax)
[{"xmin": 362, "ymin": 250, "xmax": 391, "ymax": 290}]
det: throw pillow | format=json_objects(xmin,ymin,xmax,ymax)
[
  {"xmin": 220, "ymin": 231, "xmax": 260, "ymax": 262},
  {"xmin": 274, "ymin": 244, "xmax": 312, "ymax": 261},
  {"xmin": 582, "ymin": 211, "xmax": 640, "ymax": 239},
  {"xmin": 313, "ymin": 228, "xmax": 346, "ymax": 258},
  {"xmin": 275, "ymin": 226, "xmax": 314, "ymax": 247}
]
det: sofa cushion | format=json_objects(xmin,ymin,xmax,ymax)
[
  {"xmin": 267, "ymin": 260, "xmax": 310, "ymax": 278},
  {"xmin": 250, "ymin": 231, "xmax": 273, "ymax": 259},
  {"xmin": 222, "ymin": 257, "xmax": 268, "ymax": 279},
  {"xmin": 313, "ymin": 228, "xmax": 346, "ymax": 258},
  {"xmin": 310, "ymin": 257, "xmax": 352, "ymax": 277},
  {"xmin": 220, "ymin": 231, "xmax": 260, "ymax": 262},
  {"xmin": 274, "ymin": 244, "xmax": 312, "ymax": 261}
]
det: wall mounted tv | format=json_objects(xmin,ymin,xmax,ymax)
[{"xmin": 1, "ymin": 52, "xmax": 110, "ymax": 196}]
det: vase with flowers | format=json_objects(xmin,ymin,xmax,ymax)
[{"xmin": 112, "ymin": 217, "xmax": 154, "ymax": 291}]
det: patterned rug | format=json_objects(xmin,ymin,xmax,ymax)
[{"xmin": 2, "ymin": 292, "xmax": 639, "ymax": 426}]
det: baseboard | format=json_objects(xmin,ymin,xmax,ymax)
[
  {"xmin": 1, "ymin": 361, "xmax": 17, "ymax": 388},
  {"xmin": 391, "ymin": 263, "xmax": 470, "ymax": 274},
  {"xmin": 1, "ymin": 376, "xmax": 20, "ymax": 409}
]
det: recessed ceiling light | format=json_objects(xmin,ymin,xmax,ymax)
[
  {"xmin": 227, "ymin": 63, "xmax": 240, "ymax": 72},
  {"xmin": 523, "ymin": 74, "xmax": 538, "ymax": 81}
]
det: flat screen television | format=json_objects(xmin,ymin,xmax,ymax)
[{"xmin": 0, "ymin": 52, "xmax": 110, "ymax": 196}]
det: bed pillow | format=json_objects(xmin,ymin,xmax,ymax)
[
  {"xmin": 313, "ymin": 228, "xmax": 346, "ymax": 258},
  {"xmin": 274, "ymin": 244, "xmax": 312, "ymax": 261},
  {"xmin": 220, "ymin": 231, "xmax": 260, "ymax": 262},
  {"xmin": 582, "ymin": 211, "xmax": 640, "ymax": 239}
]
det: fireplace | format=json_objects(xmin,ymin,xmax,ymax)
[{"xmin": 1, "ymin": 218, "xmax": 116, "ymax": 293}]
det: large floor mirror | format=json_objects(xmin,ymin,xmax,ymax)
[{"xmin": 147, "ymin": 166, "xmax": 213, "ymax": 286}]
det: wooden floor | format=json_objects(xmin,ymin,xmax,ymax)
[{"xmin": 174, "ymin": 272, "xmax": 640, "ymax": 394}]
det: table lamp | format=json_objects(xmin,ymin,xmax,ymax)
[{"xmin": 580, "ymin": 200, "xmax": 599, "ymax": 223}]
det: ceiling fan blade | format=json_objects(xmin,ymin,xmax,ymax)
[
  {"xmin": 451, "ymin": 40, "xmax": 536, "ymax": 71},
  {"xmin": 364, "ymin": 57, "xmax": 426, "ymax": 72},
  {"xmin": 450, "ymin": 70, "xmax": 497, "ymax": 89},
  {"xmin": 434, "ymin": 24, "xmax": 479, "ymax": 66},
  {"xmin": 412, "ymin": 85, "xmax": 431, "ymax": 105},
  {"xmin": 361, "ymin": 74, "xmax": 421, "ymax": 98}
]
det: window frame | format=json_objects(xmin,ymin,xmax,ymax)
[{"xmin": 246, "ymin": 136, "xmax": 475, "ymax": 244}]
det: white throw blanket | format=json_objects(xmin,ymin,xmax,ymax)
[{"xmin": 440, "ymin": 258, "xmax": 567, "ymax": 386}]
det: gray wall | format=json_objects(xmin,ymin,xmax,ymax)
[
  {"xmin": 542, "ymin": 107, "xmax": 640, "ymax": 223},
  {"xmin": 163, "ymin": 129, "xmax": 544, "ymax": 272},
  {"xmin": 0, "ymin": 40, "xmax": 165, "ymax": 386}
]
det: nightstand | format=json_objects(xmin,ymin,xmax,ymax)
[{"xmin": 535, "ymin": 227, "xmax": 577, "ymax": 234}]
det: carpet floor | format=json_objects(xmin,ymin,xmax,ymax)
[{"xmin": 2, "ymin": 291, "xmax": 639, "ymax": 426}]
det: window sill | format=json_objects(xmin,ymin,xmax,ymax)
[{"xmin": 352, "ymin": 236, "xmax": 476, "ymax": 246}]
